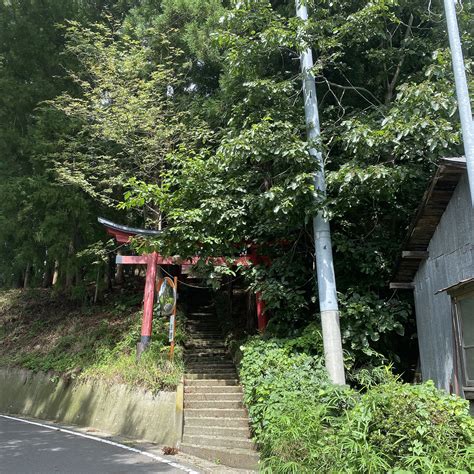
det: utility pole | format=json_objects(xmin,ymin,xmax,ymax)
[
  {"xmin": 443, "ymin": 0, "xmax": 474, "ymax": 205},
  {"xmin": 295, "ymin": 0, "xmax": 345, "ymax": 385}
]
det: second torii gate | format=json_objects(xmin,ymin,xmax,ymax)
[{"xmin": 98, "ymin": 218, "xmax": 269, "ymax": 353}]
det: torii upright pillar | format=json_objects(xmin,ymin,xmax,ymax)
[{"xmin": 112, "ymin": 252, "xmax": 159, "ymax": 355}]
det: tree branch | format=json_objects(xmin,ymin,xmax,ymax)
[{"xmin": 385, "ymin": 14, "xmax": 414, "ymax": 105}]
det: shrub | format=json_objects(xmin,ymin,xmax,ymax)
[
  {"xmin": 339, "ymin": 378, "xmax": 474, "ymax": 472},
  {"xmin": 338, "ymin": 289, "xmax": 411, "ymax": 366},
  {"xmin": 239, "ymin": 337, "xmax": 474, "ymax": 473},
  {"xmin": 239, "ymin": 337, "xmax": 354, "ymax": 469}
]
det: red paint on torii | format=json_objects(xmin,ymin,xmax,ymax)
[{"xmin": 99, "ymin": 218, "xmax": 269, "ymax": 349}]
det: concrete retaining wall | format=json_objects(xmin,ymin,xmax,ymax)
[{"xmin": 0, "ymin": 368, "xmax": 183, "ymax": 446}]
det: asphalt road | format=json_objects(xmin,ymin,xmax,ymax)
[{"xmin": 0, "ymin": 416, "xmax": 197, "ymax": 474}]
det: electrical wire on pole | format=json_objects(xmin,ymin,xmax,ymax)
[
  {"xmin": 443, "ymin": 0, "xmax": 474, "ymax": 206},
  {"xmin": 295, "ymin": 0, "xmax": 345, "ymax": 385}
]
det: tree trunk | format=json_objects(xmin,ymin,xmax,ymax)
[
  {"xmin": 42, "ymin": 252, "xmax": 52, "ymax": 287},
  {"xmin": 385, "ymin": 14, "xmax": 414, "ymax": 104},
  {"xmin": 42, "ymin": 266, "xmax": 50, "ymax": 287},
  {"xmin": 103, "ymin": 254, "xmax": 112, "ymax": 290},
  {"xmin": 94, "ymin": 264, "xmax": 101, "ymax": 304},
  {"xmin": 65, "ymin": 240, "xmax": 75, "ymax": 290},
  {"xmin": 114, "ymin": 249, "xmax": 124, "ymax": 285},
  {"xmin": 52, "ymin": 260, "xmax": 59, "ymax": 286},
  {"xmin": 23, "ymin": 262, "xmax": 31, "ymax": 289}
]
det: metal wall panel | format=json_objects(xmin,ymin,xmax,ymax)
[{"xmin": 413, "ymin": 174, "xmax": 474, "ymax": 393}]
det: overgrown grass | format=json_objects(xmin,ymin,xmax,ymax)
[
  {"xmin": 239, "ymin": 337, "xmax": 474, "ymax": 473},
  {"xmin": 0, "ymin": 289, "xmax": 184, "ymax": 391},
  {"xmin": 81, "ymin": 312, "xmax": 184, "ymax": 390}
]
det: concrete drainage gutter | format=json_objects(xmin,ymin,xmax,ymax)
[{"xmin": 0, "ymin": 367, "xmax": 184, "ymax": 447}]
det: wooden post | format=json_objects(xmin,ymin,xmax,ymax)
[{"xmin": 169, "ymin": 276, "xmax": 178, "ymax": 361}]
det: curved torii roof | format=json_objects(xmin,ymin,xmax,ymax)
[{"xmin": 98, "ymin": 217, "xmax": 161, "ymax": 243}]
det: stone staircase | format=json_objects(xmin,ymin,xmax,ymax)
[{"xmin": 180, "ymin": 290, "xmax": 259, "ymax": 470}]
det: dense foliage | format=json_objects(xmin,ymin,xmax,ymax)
[
  {"xmin": 239, "ymin": 337, "xmax": 474, "ymax": 473},
  {"xmin": 0, "ymin": 1, "xmax": 472, "ymax": 366},
  {"xmin": 1, "ymin": 2, "xmax": 473, "ymax": 469}
]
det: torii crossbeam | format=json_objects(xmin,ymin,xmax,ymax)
[{"xmin": 98, "ymin": 218, "xmax": 268, "ymax": 354}]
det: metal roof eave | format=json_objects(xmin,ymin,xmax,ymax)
[{"xmin": 390, "ymin": 157, "xmax": 466, "ymax": 285}]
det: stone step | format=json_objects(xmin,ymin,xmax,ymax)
[
  {"xmin": 185, "ymin": 341, "xmax": 226, "ymax": 347},
  {"xmin": 186, "ymin": 361, "xmax": 235, "ymax": 367},
  {"xmin": 186, "ymin": 366, "xmax": 236, "ymax": 374},
  {"xmin": 184, "ymin": 344, "xmax": 229, "ymax": 357},
  {"xmin": 185, "ymin": 344, "xmax": 227, "ymax": 351},
  {"xmin": 184, "ymin": 416, "xmax": 250, "ymax": 429},
  {"xmin": 185, "ymin": 360, "xmax": 233, "ymax": 367},
  {"xmin": 180, "ymin": 443, "xmax": 259, "ymax": 470},
  {"xmin": 186, "ymin": 364, "xmax": 236, "ymax": 371},
  {"xmin": 185, "ymin": 385, "xmax": 243, "ymax": 394},
  {"xmin": 185, "ymin": 356, "xmax": 232, "ymax": 363},
  {"xmin": 184, "ymin": 361, "xmax": 236, "ymax": 374},
  {"xmin": 186, "ymin": 318, "xmax": 218, "ymax": 323},
  {"xmin": 186, "ymin": 321, "xmax": 218, "ymax": 325},
  {"xmin": 185, "ymin": 399, "xmax": 244, "ymax": 409},
  {"xmin": 185, "ymin": 378, "xmax": 240, "ymax": 387},
  {"xmin": 187, "ymin": 320, "xmax": 218, "ymax": 324},
  {"xmin": 184, "ymin": 408, "xmax": 248, "ymax": 418},
  {"xmin": 187, "ymin": 337, "xmax": 224, "ymax": 343},
  {"xmin": 182, "ymin": 434, "xmax": 254, "ymax": 450},
  {"xmin": 185, "ymin": 361, "xmax": 233, "ymax": 367},
  {"xmin": 185, "ymin": 392, "xmax": 243, "ymax": 401},
  {"xmin": 186, "ymin": 319, "xmax": 221, "ymax": 331},
  {"xmin": 185, "ymin": 346, "xmax": 227, "ymax": 351},
  {"xmin": 185, "ymin": 372, "xmax": 237, "ymax": 380},
  {"xmin": 187, "ymin": 331, "xmax": 221, "ymax": 335},
  {"xmin": 186, "ymin": 321, "xmax": 219, "ymax": 327},
  {"xmin": 183, "ymin": 424, "xmax": 251, "ymax": 439},
  {"xmin": 186, "ymin": 313, "xmax": 219, "ymax": 324},
  {"xmin": 187, "ymin": 324, "xmax": 220, "ymax": 328},
  {"xmin": 185, "ymin": 348, "xmax": 229, "ymax": 355},
  {"xmin": 187, "ymin": 329, "xmax": 221, "ymax": 333},
  {"xmin": 186, "ymin": 317, "xmax": 217, "ymax": 323}
]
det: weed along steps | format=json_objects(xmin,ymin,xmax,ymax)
[
  {"xmin": 180, "ymin": 288, "xmax": 258, "ymax": 470},
  {"xmin": 0, "ymin": 367, "xmax": 184, "ymax": 446}
]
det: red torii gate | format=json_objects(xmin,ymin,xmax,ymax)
[{"xmin": 98, "ymin": 217, "xmax": 268, "ymax": 352}]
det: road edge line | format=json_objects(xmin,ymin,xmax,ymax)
[{"xmin": 0, "ymin": 414, "xmax": 200, "ymax": 474}]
